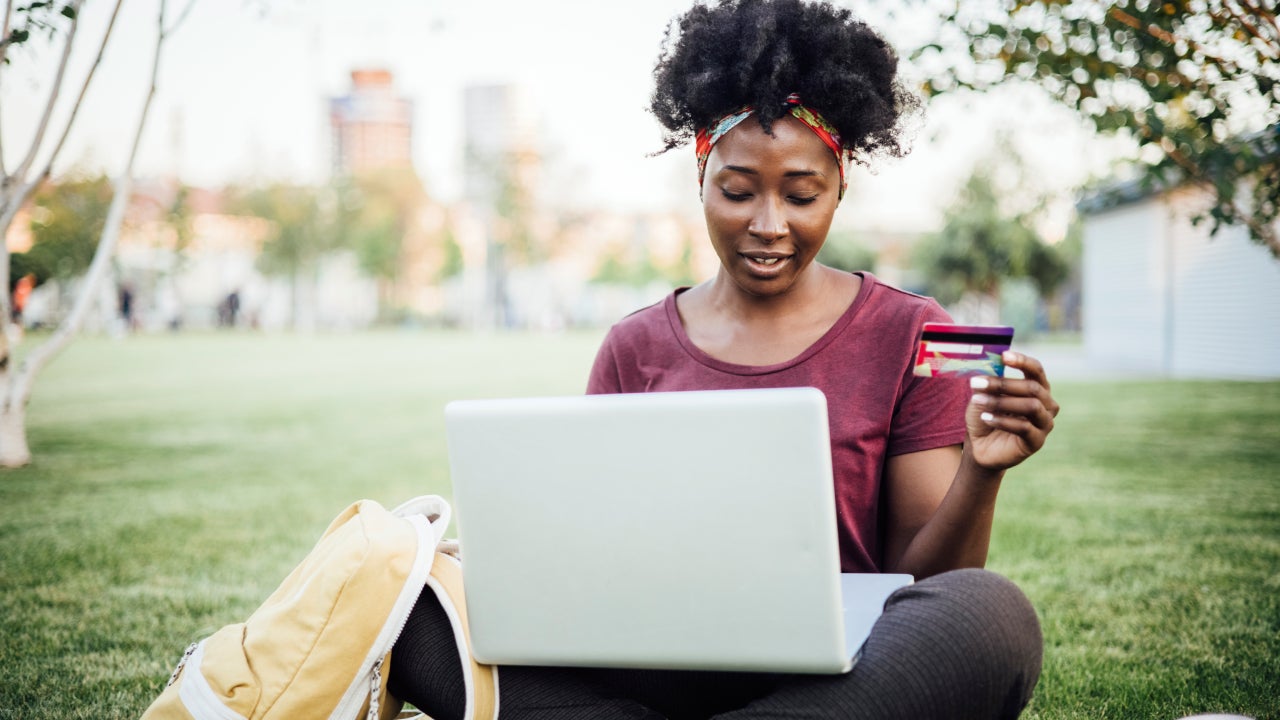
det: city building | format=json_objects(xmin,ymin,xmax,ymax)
[{"xmin": 329, "ymin": 69, "xmax": 414, "ymax": 175}]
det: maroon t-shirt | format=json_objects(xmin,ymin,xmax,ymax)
[{"xmin": 586, "ymin": 273, "xmax": 969, "ymax": 572}]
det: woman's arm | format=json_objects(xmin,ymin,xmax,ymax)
[{"xmin": 881, "ymin": 351, "xmax": 1060, "ymax": 578}]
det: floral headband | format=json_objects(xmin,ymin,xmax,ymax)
[{"xmin": 694, "ymin": 93, "xmax": 848, "ymax": 199}]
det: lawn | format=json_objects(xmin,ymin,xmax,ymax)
[{"xmin": 0, "ymin": 331, "xmax": 1276, "ymax": 719}]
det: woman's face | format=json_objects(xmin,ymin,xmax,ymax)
[{"xmin": 701, "ymin": 115, "xmax": 841, "ymax": 299}]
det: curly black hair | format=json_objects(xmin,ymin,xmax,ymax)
[{"xmin": 650, "ymin": 0, "xmax": 920, "ymax": 167}]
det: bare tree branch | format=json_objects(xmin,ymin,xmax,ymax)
[
  {"xmin": 166, "ymin": 0, "xmax": 197, "ymax": 36},
  {"xmin": 1211, "ymin": 2, "xmax": 1278, "ymax": 59},
  {"xmin": 0, "ymin": 0, "xmax": 14, "ymax": 175},
  {"xmin": 35, "ymin": 0, "xmax": 126, "ymax": 184},
  {"xmin": 14, "ymin": 0, "xmax": 170, "ymax": 405},
  {"xmin": 0, "ymin": 0, "xmax": 120, "ymax": 324},
  {"xmin": 12, "ymin": 0, "xmax": 84, "ymax": 182},
  {"xmin": 1235, "ymin": 0, "xmax": 1279, "ymax": 37}
]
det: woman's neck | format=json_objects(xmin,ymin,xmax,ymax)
[{"xmin": 677, "ymin": 264, "xmax": 862, "ymax": 367}]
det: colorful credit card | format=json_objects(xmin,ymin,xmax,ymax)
[{"xmin": 913, "ymin": 323, "xmax": 1015, "ymax": 378}]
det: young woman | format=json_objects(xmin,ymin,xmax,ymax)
[{"xmin": 391, "ymin": 1, "xmax": 1059, "ymax": 717}]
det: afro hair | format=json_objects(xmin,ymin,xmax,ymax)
[{"xmin": 650, "ymin": 0, "xmax": 920, "ymax": 167}]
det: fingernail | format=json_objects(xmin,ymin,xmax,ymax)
[
  {"xmin": 971, "ymin": 393, "xmax": 990, "ymax": 406},
  {"xmin": 1003, "ymin": 350, "xmax": 1018, "ymax": 363},
  {"xmin": 981, "ymin": 412, "xmax": 995, "ymax": 423},
  {"xmin": 970, "ymin": 376, "xmax": 989, "ymax": 390}
]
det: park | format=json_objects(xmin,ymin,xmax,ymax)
[
  {"xmin": 0, "ymin": 330, "xmax": 1275, "ymax": 718},
  {"xmin": 1, "ymin": 0, "xmax": 1278, "ymax": 718}
]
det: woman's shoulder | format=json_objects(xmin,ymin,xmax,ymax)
[
  {"xmin": 608, "ymin": 292, "xmax": 675, "ymax": 333},
  {"xmin": 858, "ymin": 274, "xmax": 952, "ymax": 325},
  {"xmin": 599, "ymin": 291, "xmax": 683, "ymax": 350}
]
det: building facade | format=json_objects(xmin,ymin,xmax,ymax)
[
  {"xmin": 1081, "ymin": 184, "xmax": 1280, "ymax": 379},
  {"xmin": 329, "ymin": 69, "xmax": 414, "ymax": 175}
]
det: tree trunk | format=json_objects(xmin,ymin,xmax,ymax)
[
  {"xmin": 0, "ymin": 400, "xmax": 31, "ymax": 468},
  {"xmin": 0, "ymin": 1, "xmax": 182, "ymax": 468},
  {"xmin": 0, "ymin": 334, "xmax": 28, "ymax": 467}
]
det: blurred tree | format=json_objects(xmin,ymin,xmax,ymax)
[
  {"xmin": 908, "ymin": 0, "xmax": 1280, "ymax": 257},
  {"xmin": 591, "ymin": 240, "xmax": 698, "ymax": 288},
  {"xmin": 341, "ymin": 168, "xmax": 428, "ymax": 316},
  {"xmin": 664, "ymin": 237, "xmax": 700, "ymax": 287},
  {"xmin": 914, "ymin": 166, "xmax": 1069, "ymax": 320},
  {"xmin": 592, "ymin": 245, "xmax": 659, "ymax": 287},
  {"xmin": 0, "ymin": 0, "xmax": 190, "ymax": 467},
  {"xmin": 817, "ymin": 230, "xmax": 878, "ymax": 274},
  {"xmin": 12, "ymin": 174, "xmax": 113, "ymax": 287},
  {"xmin": 233, "ymin": 183, "xmax": 334, "ymax": 328},
  {"xmin": 436, "ymin": 225, "xmax": 465, "ymax": 282}
]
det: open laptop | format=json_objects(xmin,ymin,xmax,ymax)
[{"xmin": 443, "ymin": 386, "xmax": 912, "ymax": 674}]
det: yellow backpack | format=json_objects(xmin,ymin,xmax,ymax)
[{"xmin": 141, "ymin": 496, "xmax": 498, "ymax": 720}]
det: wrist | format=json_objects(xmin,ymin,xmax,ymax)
[{"xmin": 961, "ymin": 444, "xmax": 1006, "ymax": 485}]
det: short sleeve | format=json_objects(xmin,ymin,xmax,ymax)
[
  {"xmin": 586, "ymin": 331, "xmax": 623, "ymax": 395},
  {"xmin": 885, "ymin": 300, "xmax": 970, "ymax": 456}
]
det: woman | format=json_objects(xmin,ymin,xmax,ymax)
[{"xmin": 391, "ymin": 1, "xmax": 1059, "ymax": 717}]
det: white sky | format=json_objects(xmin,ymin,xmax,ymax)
[{"xmin": 2, "ymin": 0, "xmax": 1125, "ymax": 233}]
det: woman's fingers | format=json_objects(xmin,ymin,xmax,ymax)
[
  {"xmin": 971, "ymin": 352, "xmax": 1061, "ymax": 418},
  {"xmin": 970, "ymin": 393, "xmax": 1056, "ymax": 431},
  {"xmin": 965, "ymin": 352, "xmax": 1061, "ymax": 470}
]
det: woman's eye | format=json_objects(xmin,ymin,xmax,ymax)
[
  {"xmin": 789, "ymin": 195, "xmax": 818, "ymax": 206},
  {"xmin": 721, "ymin": 189, "xmax": 752, "ymax": 202}
]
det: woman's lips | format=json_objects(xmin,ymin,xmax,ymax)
[{"xmin": 741, "ymin": 253, "xmax": 792, "ymax": 276}]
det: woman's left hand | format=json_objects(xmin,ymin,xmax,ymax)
[{"xmin": 965, "ymin": 351, "xmax": 1060, "ymax": 472}]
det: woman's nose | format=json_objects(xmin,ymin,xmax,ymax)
[{"xmin": 748, "ymin": 197, "xmax": 787, "ymax": 242}]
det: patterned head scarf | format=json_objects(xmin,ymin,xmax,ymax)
[{"xmin": 695, "ymin": 94, "xmax": 848, "ymax": 199}]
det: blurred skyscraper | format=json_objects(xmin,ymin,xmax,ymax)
[
  {"xmin": 329, "ymin": 69, "xmax": 414, "ymax": 175},
  {"xmin": 463, "ymin": 84, "xmax": 538, "ymax": 205},
  {"xmin": 460, "ymin": 84, "xmax": 541, "ymax": 328}
]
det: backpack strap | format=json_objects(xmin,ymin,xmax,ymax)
[{"xmin": 423, "ymin": 552, "xmax": 499, "ymax": 720}]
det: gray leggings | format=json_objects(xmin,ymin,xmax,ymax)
[{"xmin": 389, "ymin": 568, "xmax": 1043, "ymax": 720}]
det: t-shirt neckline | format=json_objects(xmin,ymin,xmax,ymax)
[{"xmin": 663, "ymin": 271, "xmax": 876, "ymax": 376}]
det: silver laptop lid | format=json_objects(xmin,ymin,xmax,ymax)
[{"xmin": 445, "ymin": 387, "xmax": 853, "ymax": 673}]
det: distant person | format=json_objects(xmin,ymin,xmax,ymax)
[
  {"xmin": 217, "ymin": 290, "xmax": 241, "ymax": 328},
  {"xmin": 226, "ymin": 290, "xmax": 240, "ymax": 328},
  {"xmin": 118, "ymin": 283, "xmax": 136, "ymax": 332},
  {"xmin": 390, "ymin": 2, "xmax": 1060, "ymax": 718},
  {"xmin": 11, "ymin": 273, "xmax": 35, "ymax": 325}
]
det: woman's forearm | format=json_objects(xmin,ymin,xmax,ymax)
[{"xmin": 889, "ymin": 447, "xmax": 1006, "ymax": 579}]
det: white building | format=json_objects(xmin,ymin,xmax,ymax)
[{"xmin": 1080, "ymin": 183, "xmax": 1280, "ymax": 379}]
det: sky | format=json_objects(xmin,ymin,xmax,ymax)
[{"xmin": 2, "ymin": 0, "xmax": 1124, "ymax": 234}]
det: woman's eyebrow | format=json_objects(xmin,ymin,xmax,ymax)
[{"xmin": 720, "ymin": 165, "xmax": 825, "ymax": 178}]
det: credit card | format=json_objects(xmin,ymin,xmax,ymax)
[{"xmin": 912, "ymin": 323, "xmax": 1015, "ymax": 378}]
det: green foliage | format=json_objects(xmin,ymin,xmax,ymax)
[
  {"xmin": 591, "ymin": 238, "xmax": 698, "ymax": 288},
  {"xmin": 339, "ymin": 168, "xmax": 428, "ymax": 282},
  {"xmin": 0, "ymin": 2, "xmax": 78, "ymax": 60},
  {"xmin": 15, "ymin": 175, "xmax": 113, "ymax": 286},
  {"xmin": 230, "ymin": 183, "xmax": 335, "ymax": 280},
  {"xmin": 437, "ymin": 226, "xmax": 465, "ymax": 281},
  {"xmin": 817, "ymin": 230, "xmax": 877, "ymax": 274},
  {"xmin": 914, "ymin": 167, "xmax": 1069, "ymax": 306},
  {"xmin": 592, "ymin": 245, "xmax": 660, "ymax": 287},
  {"xmin": 908, "ymin": 0, "xmax": 1280, "ymax": 256}
]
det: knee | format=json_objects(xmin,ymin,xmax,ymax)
[
  {"xmin": 858, "ymin": 570, "xmax": 1042, "ymax": 719},
  {"xmin": 883, "ymin": 569, "xmax": 1043, "ymax": 691},
  {"xmin": 909, "ymin": 568, "xmax": 1041, "ymax": 657}
]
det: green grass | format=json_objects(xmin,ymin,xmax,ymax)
[{"xmin": 0, "ymin": 331, "xmax": 1277, "ymax": 719}]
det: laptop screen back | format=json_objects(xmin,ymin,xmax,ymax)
[{"xmin": 444, "ymin": 387, "xmax": 855, "ymax": 673}]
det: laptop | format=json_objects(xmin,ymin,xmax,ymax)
[{"xmin": 443, "ymin": 386, "xmax": 912, "ymax": 674}]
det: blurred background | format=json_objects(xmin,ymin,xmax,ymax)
[{"xmin": 2, "ymin": 0, "xmax": 1277, "ymax": 367}]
